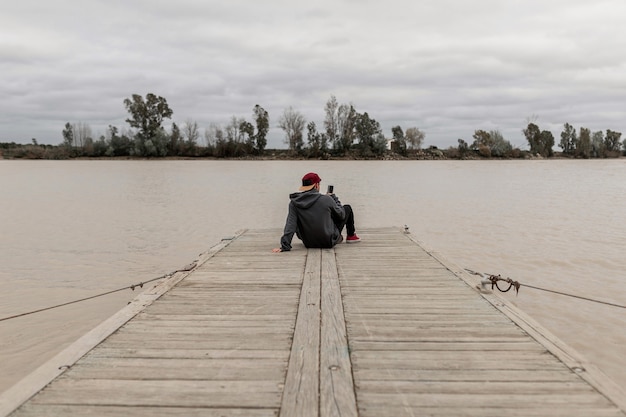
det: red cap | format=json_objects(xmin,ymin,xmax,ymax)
[{"xmin": 299, "ymin": 172, "xmax": 321, "ymax": 191}]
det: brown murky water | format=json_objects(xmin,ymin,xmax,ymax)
[{"xmin": 1, "ymin": 159, "xmax": 625, "ymax": 393}]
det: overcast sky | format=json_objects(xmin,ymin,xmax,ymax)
[{"xmin": 2, "ymin": 0, "xmax": 625, "ymax": 149}]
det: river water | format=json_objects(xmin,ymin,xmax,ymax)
[{"xmin": 1, "ymin": 159, "xmax": 625, "ymax": 393}]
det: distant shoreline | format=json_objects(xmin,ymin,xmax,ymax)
[
  {"xmin": 1, "ymin": 146, "xmax": 624, "ymax": 161},
  {"xmin": 2, "ymin": 154, "xmax": 623, "ymax": 161}
]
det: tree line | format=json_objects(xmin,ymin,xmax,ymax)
[
  {"xmin": 1, "ymin": 93, "xmax": 624, "ymax": 159},
  {"xmin": 453, "ymin": 118, "xmax": 624, "ymax": 159},
  {"xmin": 0, "ymin": 94, "xmax": 425, "ymax": 159}
]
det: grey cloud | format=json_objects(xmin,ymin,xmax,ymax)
[{"xmin": 1, "ymin": 0, "xmax": 625, "ymax": 148}]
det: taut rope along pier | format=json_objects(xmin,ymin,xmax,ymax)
[
  {"xmin": 0, "ymin": 264, "xmax": 197, "ymax": 323},
  {"xmin": 1, "ymin": 228, "xmax": 624, "ymax": 416}
]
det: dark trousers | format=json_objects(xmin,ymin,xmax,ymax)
[{"xmin": 335, "ymin": 204, "xmax": 356, "ymax": 236}]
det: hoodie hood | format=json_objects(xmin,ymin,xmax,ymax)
[{"xmin": 289, "ymin": 189, "xmax": 322, "ymax": 209}]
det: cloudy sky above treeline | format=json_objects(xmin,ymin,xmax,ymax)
[{"xmin": 2, "ymin": 0, "xmax": 625, "ymax": 149}]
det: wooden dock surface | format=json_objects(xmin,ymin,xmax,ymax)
[{"xmin": 1, "ymin": 228, "xmax": 624, "ymax": 416}]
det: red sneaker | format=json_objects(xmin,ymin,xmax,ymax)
[{"xmin": 346, "ymin": 234, "xmax": 361, "ymax": 243}]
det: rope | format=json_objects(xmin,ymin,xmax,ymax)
[
  {"xmin": 521, "ymin": 282, "xmax": 626, "ymax": 309},
  {"xmin": 466, "ymin": 269, "xmax": 626, "ymax": 310},
  {"xmin": 0, "ymin": 264, "xmax": 195, "ymax": 323}
]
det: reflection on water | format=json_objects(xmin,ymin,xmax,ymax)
[{"xmin": 1, "ymin": 159, "xmax": 625, "ymax": 392}]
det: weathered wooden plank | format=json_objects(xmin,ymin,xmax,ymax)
[
  {"xmin": 350, "ymin": 315, "xmax": 513, "ymax": 324},
  {"xmin": 343, "ymin": 294, "xmax": 490, "ymax": 302},
  {"xmin": 102, "ymin": 338, "xmax": 292, "ymax": 350},
  {"xmin": 64, "ymin": 358, "xmax": 287, "ymax": 380},
  {"xmin": 176, "ymin": 285, "xmax": 300, "ymax": 292},
  {"xmin": 175, "ymin": 289, "xmax": 293, "ymax": 301},
  {"xmin": 156, "ymin": 295, "xmax": 300, "ymax": 303},
  {"xmin": 116, "ymin": 324, "xmax": 293, "ymax": 335},
  {"xmin": 343, "ymin": 296, "xmax": 493, "ymax": 304},
  {"xmin": 354, "ymin": 368, "xmax": 581, "ymax": 382},
  {"xmin": 196, "ymin": 261, "xmax": 298, "ymax": 269},
  {"xmin": 356, "ymin": 393, "xmax": 615, "ymax": 407},
  {"xmin": 136, "ymin": 313, "xmax": 291, "ymax": 321},
  {"xmin": 12, "ymin": 405, "xmax": 278, "ymax": 417},
  {"xmin": 338, "ymin": 265, "xmax": 453, "ymax": 272},
  {"xmin": 345, "ymin": 308, "xmax": 507, "ymax": 315},
  {"xmin": 346, "ymin": 321, "xmax": 519, "ymax": 330},
  {"xmin": 30, "ymin": 380, "xmax": 282, "ymax": 408},
  {"xmin": 279, "ymin": 250, "xmax": 321, "ymax": 417},
  {"xmin": 124, "ymin": 319, "xmax": 294, "ymax": 328},
  {"xmin": 320, "ymin": 249, "xmax": 358, "ymax": 417},
  {"xmin": 357, "ymin": 405, "xmax": 625, "ymax": 417},
  {"xmin": 351, "ymin": 349, "xmax": 558, "ymax": 361},
  {"xmin": 148, "ymin": 303, "xmax": 296, "ymax": 311},
  {"xmin": 142, "ymin": 302, "xmax": 297, "ymax": 311},
  {"xmin": 89, "ymin": 347, "xmax": 289, "ymax": 360},
  {"xmin": 343, "ymin": 284, "xmax": 473, "ymax": 290},
  {"xmin": 108, "ymin": 329, "xmax": 292, "ymax": 343},
  {"xmin": 356, "ymin": 380, "xmax": 595, "ymax": 394},
  {"xmin": 352, "ymin": 359, "xmax": 566, "ymax": 371},
  {"xmin": 350, "ymin": 340, "xmax": 546, "ymax": 352},
  {"xmin": 347, "ymin": 328, "xmax": 528, "ymax": 339}
]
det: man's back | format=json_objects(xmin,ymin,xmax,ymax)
[{"xmin": 282, "ymin": 189, "xmax": 345, "ymax": 249}]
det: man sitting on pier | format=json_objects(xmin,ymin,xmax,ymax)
[{"xmin": 272, "ymin": 172, "xmax": 360, "ymax": 252}]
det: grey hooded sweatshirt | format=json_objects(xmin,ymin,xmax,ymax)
[{"xmin": 279, "ymin": 188, "xmax": 345, "ymax": 251}]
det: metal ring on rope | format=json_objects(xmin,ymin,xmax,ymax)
[{"xmin": 489, "ymin": 274, "xmax": 521, "ymax": 294}]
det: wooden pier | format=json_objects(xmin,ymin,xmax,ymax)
[{"xmin": 1, "ymin": 228, "xmax": 624, "ymax": 416}]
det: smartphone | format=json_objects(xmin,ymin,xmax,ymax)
[{"xmin": 327, "ymin": 185, "xmax": 334, "ymax": 194}]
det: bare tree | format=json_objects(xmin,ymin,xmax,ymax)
[
  {"xmin": 336, "ymin": 104, "xmax": 357, "ymax": 152},
  {"xmin": 591, "ymin": 131, "xmax": 604, "ymax": 158},
  {"xmin": 72, "ymin": 122, "xmax": 92, "ymax": 149},
  {"xmin": 489, "ymin": 130, "xmax": 513, "ymax": 157},
  {"xmin": 205, "ymin": 122, "xmax": 224, "ymax": 146},
  {"xmin": 183, "ymin": 119, "xmax": 200, "ymax": 145},
  {"xmin": 525, "ymin": 114, "xmax": 539, "ymax": 125},
  {"xmin": 225, "ymin": 116, "xmax": 246, "ymax": 142},
  {"xmin": 278, "ymin": 106, "xmax": 306, "ymax": 152},
  {"xmin": 405, "ymin": 127, "xmax": 425, "ymax": 149},
  {"xmin": 323, "ymin": 95, "xmax": 339, "ymax": 146}
]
